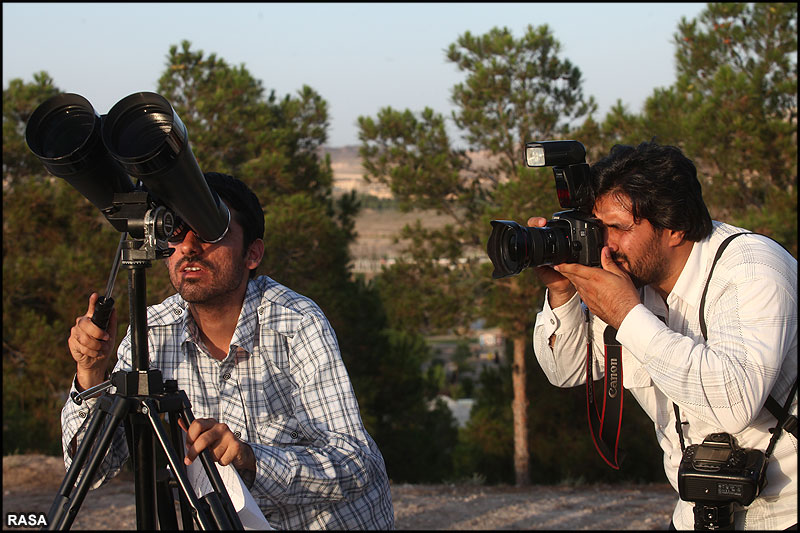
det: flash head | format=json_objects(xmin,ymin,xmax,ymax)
[
  {"xmin": 25, "ymin": 93, "xmax": 135, "ymax": 221},
  {"xmin": 525, "ymin": 140, "xmax": 586, "ymax": 168},
  {"xmin": 101, "ymin": 92, "xmax": 229, "ymax": 243}
]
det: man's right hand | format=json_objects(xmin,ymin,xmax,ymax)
[
  {"xmin": 68, "ymin": 292, "xmax": 117, "ymax": 391},
  {"xmin": 527, "ymin": 216, "xmax": 577, "ymax": 308}
]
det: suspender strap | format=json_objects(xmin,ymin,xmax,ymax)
[{"xmin": 586, "ymin": 324, "xmax": 624, "ymax": 469}]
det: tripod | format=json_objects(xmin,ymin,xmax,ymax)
[{"xmin": 46, "ymin": 194, "xmax": 244, "ymax": 530}]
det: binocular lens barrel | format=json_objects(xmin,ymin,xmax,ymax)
[
  {"xmin": 102, "ymin": 92, "xmax": 229, "ymax": 243},
  {"xmin": 26, "ymin": 91, "xmax": 230, "ymax": 243},
  {"xmin": 25, "ymin": 93, "xmax": 134, "ymax": 213}
]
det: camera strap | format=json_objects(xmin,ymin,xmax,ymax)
[
  {"xmin": 674, "ymin": 231, "xmax": 799, "ymax": 452},
  {"xmin": 585, "ymin": 317, "xmax": 624, "ymax": 470},
  {"xmin": 699, "ymin": 232, "xmax": 798, "ymax": 440}
]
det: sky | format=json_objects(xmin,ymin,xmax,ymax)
[{"xmin": 3, "ymin": 2, "xmax": 707, "ymax": 148}]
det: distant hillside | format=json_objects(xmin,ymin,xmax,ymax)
[
  {"xmin": 322, "ymin": 145, "xmax": 500, "ymax": 200},
  {"xmin": 323, "ymin": 146, "xmax": 392, "ymax": 199}
]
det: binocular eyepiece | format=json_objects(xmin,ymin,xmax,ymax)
[{"xmin": 25, "ymin": 91, "xmax": 229, "ymax": 243}]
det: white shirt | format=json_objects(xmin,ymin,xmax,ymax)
[{"xmin": 533, "ymin": 221, "xmax": 797, "ymax": 530}]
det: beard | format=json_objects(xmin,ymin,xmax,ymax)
[
  {"xmin": 610, "ymin": 232, "xmax": 669, "ymax": 289},
  {"xmin": 168, "ymin": 255, "xmax": 248, "ymax": 305}
]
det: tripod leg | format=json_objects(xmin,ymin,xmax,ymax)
[
  {"xmin": 129, "ymin": 407, "xmax": 157, "ymax": 530},
  {"xmin": 47, "ymin": 394, "xmax": 129, "ymax": 530},
  {"xmin": 156, "ymin": 466, "xmax": 179, "ymax": 530},
  {"xmin": 178, "ymin": 393, "xmax": 245, "ymax": 530},
  {"xmin": 168, "ymin": 412, "xmax": 195, "ymax": 530},
  {"xmin": 141, "ymin": 400, "xmax": 217, "ymax": 530}
]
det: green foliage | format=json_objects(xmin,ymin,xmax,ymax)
[
  {"xmin": 157, "ymin": 40, "xmax": 334, "ymax": 207},
  {"xmin": 358, "ymin": 107, "xmax": 469, "ymax": 215},
  {"xmin": 452, "ymin": 343, "xmax": 664, "ymax": 485},
  {"xmin": 590, "ymin": 2, "xmax": 797, "ymax": 255},
  {"xmin": 2, "ymin": 72, "xmax": 61, "ymax": 183},
  {"xmin": 3, "ymin": 177, "xmax": 123, "ymax": 454},
  {"xmin": 448, "ymin": 25, "xmax": 596, "ymax": 159},
  {"xmin": 360, "ymin": 24, "xmax": 595, "ymax": 341},
  {"xmin": 671, "ymin": 2, "xmax": 797, "ymax": 255},
  {"xmin": 371, "ymin": 331, "xmax": 460, "ymax": 483},
  {"xmin": 360, "ymin": 25, "xmax": 596, "ymax": 484},
  {"xmin": 452, "ymin": 362, "xmax": 515, "ymax": 484},
  {"xmin": 4, "ymin": 5, "xmax": 796, "ymax": 490},
  {"xmin": 2, "ymin": 44, "xmax": 453, "ymax": 482}
]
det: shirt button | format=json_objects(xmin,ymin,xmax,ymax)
[
  {"xmin": 290, "ymin": 431, "xmax": 299, "ymax": 439},
  {"xmin": 222, "ymin": 372, "xmax": 231, "ymax": 380},
  {"xmin": 78, "ymin": 411, "xmax": 87, "ymax": 418},
  {"xmin": 234, "ymin": 431, "xmax": 241, "ymax": 439},
  {"xmin": 173, "ymin": 308, "xmax": 183, "ymax": 316},
  {"xmin": 550, "ymin": 319, "xmax": 555, "ymax": 325}
]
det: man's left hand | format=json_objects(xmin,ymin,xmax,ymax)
[
  {"xmin": 554, "ymin": 246, "xmax": 640, "ymax": 329},
  {"xmin": 180, "ymin": 417, "xmax": 256, "ymax": 478}
]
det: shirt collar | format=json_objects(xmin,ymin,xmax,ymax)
[
  {"xmin": 230, "ymin": 279, "xmax": 260, "ymax": 358},
  {"xmin": 667, "ymin": 230, "xmax": 715, "ymax": 310},
  {"xmin": 176, "ymin": 279, "xmax": 260, "ymax": 362}
]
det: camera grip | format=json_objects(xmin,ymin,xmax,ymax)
[{"xmin": 91, "ymin": 296, "xmax": 115, "ymax": 331}]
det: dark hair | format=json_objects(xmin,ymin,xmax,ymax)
[
  {"xmin": 203, "ymin": 172, "xmax": 264, "ymax": 277},
  {"xmin": 590, "ymin": 141, "xmax": 712, "ymax": 242}
]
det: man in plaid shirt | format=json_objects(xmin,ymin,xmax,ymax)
[{"xmin": 63, "ymin": 172, "xmax": 395, "ymax": 529}]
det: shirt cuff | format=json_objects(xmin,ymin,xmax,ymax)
[
  {"xmin": 616, "ymin": 303, "xmax": 669, "ymax": 363},
  {"xmin": 540, "ymin": 289, "xmax": 583, "ymax": 334}
]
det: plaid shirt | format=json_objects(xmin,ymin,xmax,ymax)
[
  {"xmin": 62, "ymin": 276, "xmax": 395, "ymax": 530},
  {"xmin": 534, "ymin": 222, "xmax": 797, "ymax": 530}
]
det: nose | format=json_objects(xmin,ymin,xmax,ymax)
[
  {"xmin": 601, "ymin": 227, "xmax": 619, "ymax": 253},
  {"xmin": 176, "ymin": 228, "xmax": 204, "ymax": 255}
]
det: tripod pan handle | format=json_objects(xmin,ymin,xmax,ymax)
[{"xmin": 91, "ymin": 296, "xmax": 115, "ymax": 330}]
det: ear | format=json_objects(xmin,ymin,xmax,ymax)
[
  {"xmin": 667, "ymin": 229, "xmax": 686, "ymax": 248},
  {"xmin": 246, "ymin": 238, "xmax": 265, "ymax": 271}
]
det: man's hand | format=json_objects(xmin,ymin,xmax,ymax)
[
  {"xmin": 180, "ymin": 418, "xmax": 256, "ymax": 482},
  {"xmin": 68, "ymin": 292, "xmax": 117, "ymax": 391},
  {"xmin": 527, "ymin": 217, "xmax": 577, "ymax": 308},
  {"xmin": 553, "ymin": 246, "xmax": 641, "ymax": 329}
]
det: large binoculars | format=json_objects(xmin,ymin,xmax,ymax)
[{"xmin": 25, "ymin": 91, "xmax": 229, "ymax": 242}]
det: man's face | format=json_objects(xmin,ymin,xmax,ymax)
[
  {"xmin": 166, "ymin": 208, "xmax": 256, "ymax": 305},
  {"xmin": 593, "ymin": 192, "xmax": 670, "ymax": 289}
]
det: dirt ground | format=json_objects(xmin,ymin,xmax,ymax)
[{"xmin": 3, "ymin": 454, "xmax": 678, "ymax": 530}]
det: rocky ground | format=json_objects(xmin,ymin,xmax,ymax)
[{"xmin": 3, "ymin": 454, "xmax": 677, "ymax": 530}]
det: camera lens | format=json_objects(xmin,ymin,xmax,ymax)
[
  {"xmin": 487, "ymin": 220, "xmax": 573, "ymax": 279},
  {"xmin": 506, "ymin": 232, "xmax": 522, "ymax": 262}
]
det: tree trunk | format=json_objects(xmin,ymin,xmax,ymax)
[{"xmin": 512, "ymin": 334, "xmax": 530, "ymax": 486}]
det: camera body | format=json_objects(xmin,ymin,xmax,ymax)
[
  {"xmin": 487, "ymin": 140, "xmax": 604, "ymax": 279},
  {"xmin": 678, "ymin": 432, "xmax": 767, "ymax": 530}
]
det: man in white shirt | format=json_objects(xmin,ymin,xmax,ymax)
[{"xmin": 530, "ymin": 141, "xmax": 797, "ymax": 530}]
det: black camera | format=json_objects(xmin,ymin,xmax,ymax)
[
  {"xmin": 678, "ymin": 432, "xmax": 767, "ymax": 530},
  {"xmin": 486, "ymin": 140, "xmax": 603, "ymax": 279}
]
